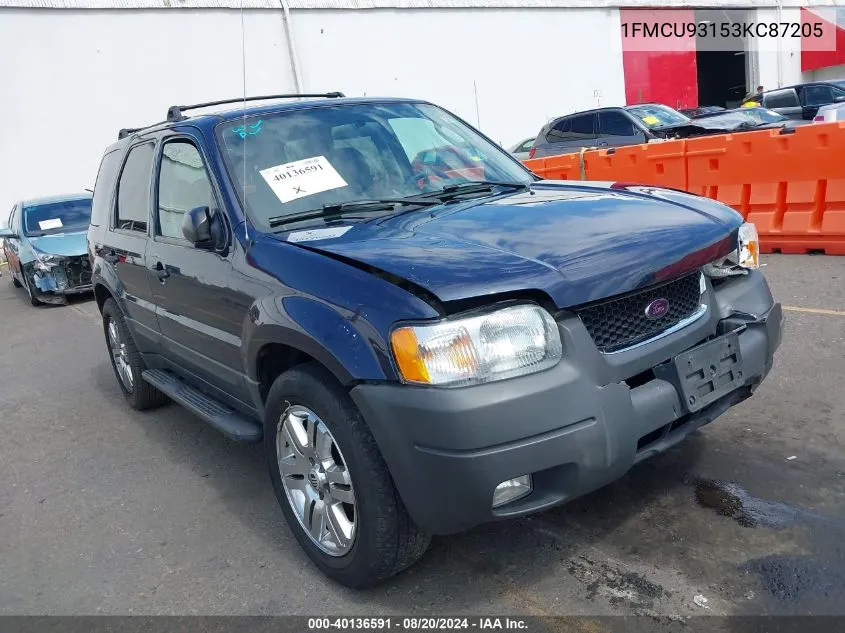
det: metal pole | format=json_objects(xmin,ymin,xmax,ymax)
[{"xmin": 280, "ymin": 0, "xmax": 303, "ymax": 92}]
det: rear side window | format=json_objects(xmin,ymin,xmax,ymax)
[
  {"xmin": 90, "ymin": 149, "xmax": 122, "ymax": 227},
  {"xmin": 546, "ymin": 118, "xmax": 571, "ymax": 143},
  {"xmin": 598, "ymin": 111, "xmax": 638, "ymax": 137},
  {"xmin": 802, "ymin": 85, "xmax": 833, "ymax": 106},
  {"xmin": 766, "ymin": 90, "xmax": 799, "ymax": 108},
  {"xmin": 115, "ymin": 143, "xmax": 154, "ymax": 233},
  {"xmin": 569, "ymin": 114, "xmax": 596, "ymax": 138}
]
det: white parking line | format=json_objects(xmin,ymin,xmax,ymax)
[{"xmin": 783, "ymin": 306, "xmax": 845, "ymax": 317}]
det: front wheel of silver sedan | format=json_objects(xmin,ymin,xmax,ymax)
[{"xmin": 265, "ymin": 361, "xmax": 430, "ymax": 588}]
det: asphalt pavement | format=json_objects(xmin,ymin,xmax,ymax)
[{"xmin": 1, "ymin": 255, "xmax": 843, "ymax": 619}]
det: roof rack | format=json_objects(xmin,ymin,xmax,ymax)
[{"xmin": 165, "ymin": 92, "xmax": 346, "ymax": 122}]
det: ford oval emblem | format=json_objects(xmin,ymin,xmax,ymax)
[{"xmin": 644, "ymin": 298, "xmax": 670, "ymax": 320}]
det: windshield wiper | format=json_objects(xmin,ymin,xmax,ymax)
[
  {"xmin": 417, "ymin": 180, "xmax": 529, "ymax": 201},
  {"xmin": 268, "ymin": 198, "xmax": 439, "ymax": 228}
]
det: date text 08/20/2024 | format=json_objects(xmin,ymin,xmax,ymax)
[{"xmin": 307, "ymin": 618, "xmax": 529, "ymax": 630}]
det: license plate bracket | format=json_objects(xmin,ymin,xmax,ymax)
[{"xmin": 655, "ymin": 333, "xmax": 743, "ymax": 413}]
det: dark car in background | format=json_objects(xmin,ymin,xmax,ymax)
[
  {"xmin": 1, "ymin": 194, "xmax": 93, "ymax": 305},
  {"xmin": 742, "ymin": 81, "xmax": 845, "ymax": 120},
  {"xmin": 686, "ymin": 106, "xmax": 808, "ymax": 131}
]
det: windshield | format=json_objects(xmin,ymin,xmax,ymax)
[
  {"xmin": 216, "ymin": 102, "xmax": 533, "ymax": 229},
  {"xmin": 23, "ymin": 198, "xmax": 92, "ymax": 236},
  {"xmin": 626, "ymin": 104, "xmax": 691, "ymax": 128}
]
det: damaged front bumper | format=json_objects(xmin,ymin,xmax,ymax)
[{"xmin": 23, "ymin": 255, "xmax": 93, "ymax": 303}]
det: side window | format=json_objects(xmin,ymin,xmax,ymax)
[
  {"xmin": 803, "ymin": 85, "xmax": 834, "ymax": 106},
  {"xmin": 546, "ymin": 118, "xmax": 571, "ymax": 143},
  {"xmin": 90, "ymin": 149, "xmax": 122, "ymax": 228},
  {"xmin": 569, "ymin": 114, "xmax": 597, "ymax": 139},
  {"xmin": 598, "ymin": 111, "xmax": 638, "ymax": 137},
  {"xmin": 518, "ymin": 139, "xmax": 535, "ymax": 153},
  {"xmin": 115, "ymin": 143, "xmax": 155, "ymax": 233},
  {"xmin": 766, "ymin": 90, "xmax": 800, "ymax": 109},
  {"xmin": 157, "ymin": 141, "xmax": 215, "ymax": 240}
]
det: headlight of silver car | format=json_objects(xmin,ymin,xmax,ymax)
[
  {"xmin": 33, "ymin": 253, "xmax": 60, "ymax": 272},
  {"xmin": 390, "ymin": 304, "xmax": 562, "ymax": 386},
  {"xmin": 703, "ymin": 222, "xmax": 760, "ymax": 278}
]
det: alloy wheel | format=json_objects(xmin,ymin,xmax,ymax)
[
  {"xmin": 107, "ymin": 318, "xmax": 134, "ymax": 393},
  {"xmin": 276, "ymin": 405, "xmax": 356, "ymax": 556}
]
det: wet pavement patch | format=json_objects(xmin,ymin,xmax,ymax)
[
  {"xmin": 741, "ymin": 554, "xmax": 845, "ymax": 605},
  {"xmin": 692, "ymin": 477, "xmax": 830, "ymax": 529}
]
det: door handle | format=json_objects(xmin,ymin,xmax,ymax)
[
  {"xmin": 104, "ymin": 249, "xmax": 120, "ymax": 264},
  {"xmin": 153, "ymin": 260, "xmax": 170, "ymax": 282}
]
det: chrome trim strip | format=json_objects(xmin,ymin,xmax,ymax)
[{"xmin": 601, "ymin": 303, "xmax": 709, "ymax": 355}]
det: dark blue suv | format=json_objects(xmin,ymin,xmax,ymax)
[{"xmin": 87, "ymin": 93, "xmax": 783, "ymax": 587}]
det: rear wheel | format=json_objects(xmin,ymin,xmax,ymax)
[
  {"xmin": 101, "ymin": 298, "xmax": 168, "ymax": 410},
  {"xmin": 265, "ymin": 362, "xmax": 430, "ymax": 588}
]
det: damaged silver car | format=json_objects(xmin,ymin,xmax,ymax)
[{"xmin": 1, "ymin": 194, "xmax": 93, "ymax": 306}]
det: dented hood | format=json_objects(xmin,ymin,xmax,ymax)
[{"xmin": 280, "ymin": 182, "xmax": 742, "ymax": 309}]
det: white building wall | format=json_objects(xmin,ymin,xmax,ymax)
[
  {"xmin": 754, "ymin": 7, "xmax": 803, "ymax": 92},
  {"xmin": 809, "ymin": 64, "xmax": 845, "ymax": 82},
  {"xmin": 0, "ymin": 8, "xmax": 296, "ymax": 214}
]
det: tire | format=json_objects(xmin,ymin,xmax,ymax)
[
  {"xmin": 265, "ymin": 361, "xmax": 430, "ymax": 588},
  {"xmin": 101, "ymin": 298, "xmax": 169, "ymax": 410},
  {"xmin": 21, "ymin": 272, "xmax": 41, "ymax": 306},
  {"xmin": 11, "ymin": 274, "xmax": 21, "ymax": 288}
]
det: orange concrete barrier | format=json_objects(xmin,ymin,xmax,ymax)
[
  {"xmin": 582, "ymin": 140, "xmax": 688, "ymax": 192},
  {"xmin": 686, "ymin": 123, "xmax": 845, "ymax": 255},
  {"xmin": 522, "ymin": 152, "xmax": 581, "ymax": 180},
  {"xmin": 523, "ymin": 122, "xmax": 845, "ymax": 255}
]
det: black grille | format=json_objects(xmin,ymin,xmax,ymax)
[{"xmin": 573, "ymin": 272, "xmax": 702, "ymax": 353}]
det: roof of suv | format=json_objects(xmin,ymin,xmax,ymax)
[{"xmin": 113, "ymin": 95, "xmax": 423, "ymax": 147}]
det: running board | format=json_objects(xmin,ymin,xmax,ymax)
[{"xmin": 141, "ymin": 369, "xmax": 263, "ymax": 443}]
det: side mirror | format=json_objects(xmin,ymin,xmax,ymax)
[
  {"xmin": 182, "ymin": 206, "xmax": 226, "ymax": 250},
  {"xmin": 0, "ymin": 227, "xmax": 18, "ymax": 240}
]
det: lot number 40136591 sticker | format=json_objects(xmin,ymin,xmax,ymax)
[{"xmin": 259, "ymin": 156, "xmax": 348, "ymax": 204}]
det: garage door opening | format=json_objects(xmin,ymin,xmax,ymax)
[{"xmin": 695, "ymin": 9, "xmax": 749, "ymax": 109}]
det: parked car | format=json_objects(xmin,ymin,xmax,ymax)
[
  {"xmin": 89, "ymin": 93, "xmax": 782, "ymax": 588},
  {"xmin": 679, "ymin": 106, "xmax": 725, "ymax": 118},
  {"xmin": 813, "ymin": 102, "xmax": 845, "ymax": 123},
  {"xmin": 1, "ymin": 194, "xmax": 93, "ymax": 305},
  {"xmin": 742, "ymin": 81, "xmax": 845, "ymax": 120},
  {"xmin": 508, "ymin": 136, "xmax": 536, "ymax": 161},
  {"xmin": 688, "ymin": 106, "xmax": 809, "ymax": 131}
]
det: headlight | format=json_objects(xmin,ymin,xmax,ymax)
[
  {"xmin": 34, "ymin": 253, "xmax": 60, "ymax": 272},
  {"xmin": 390, "ymin": 304, "xmax": 562, "ymax": 386},
  {"xmin": 702, "ymin": 222, "xmax": 760, "ymax": 278},
  {"xmin": 737, "ymin": 222, "xmax": 760, "ymax": 269}
]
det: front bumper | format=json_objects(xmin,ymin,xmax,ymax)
[
  {"xmin": 350, "ymin": 270, "xmax": 783, "ymax": 535},
  {"xmin": 25, "ymin": 256, "xmax": 93, "ymax": 302}
]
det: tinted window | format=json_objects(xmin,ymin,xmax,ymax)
[
  {"xmin": 765, "ymin": 90, "xmax": 800, "ymax": 108},
  {"xmin": 116, "ymin": 143, "xmax": 154, "ymax": 232},
  {"xmin": 216, "ymin": 102, "xmax": 531, "ymax": 229},
  {"xmin": 546, "ymin": 118, "xmax": 571, "ymax": 143},
  {"xmin": 803, "ymin": 85, "xmax": 834, "ymax": 106},
  {"xmin": 598, "ymin": 111, "xmax": 638, "ymax": 136},
  {"xmin": 517, "ymin": 139, "xmax": 535, "ymax": 153},
  {"xmin": 157, "ymin": 141, "xmax": 215, "ymax": 240},
  {"xmin": 23, "ymin": 199, "xmax": 92, "ymax": 236},
  {"xmin": 91, "ymin": 149, "xmax": 122, "ymax": 227},
  {"xmin": 570, "ymin": 114, "xmax": 596, "ymax": 138}
]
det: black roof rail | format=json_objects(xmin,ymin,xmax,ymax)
[
  {"xmin": 118, "ymin": 121, "xmax": 168, "ymax": 140},
  {"xmin": 166, "ymin": 92, "xmax": 346, "ymax": 122}
]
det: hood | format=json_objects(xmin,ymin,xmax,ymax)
[
  {"xmin": 28, "ymin": 230, "xmax": 88, "ymax": 257},
  {"xmin": 276, "ymin": 182, "xmax": 742, "ymax": 309}
]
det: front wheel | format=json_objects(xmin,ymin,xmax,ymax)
[
  {"xmin": 265, "ymin": 362, "xmax": 430, "ymax": 588},
  {"xmin": 21, "ymin": 272, "xmax": 41, "ymax": 306}
]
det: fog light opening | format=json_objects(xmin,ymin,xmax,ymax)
[{"xmin": 492, "ymin": 475, "xmax": 532, "ymax": 509}]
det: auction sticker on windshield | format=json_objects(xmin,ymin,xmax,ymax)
[
  {"xmin": 38, "ymin": 218, "xmax": 63, "ymax": 230},
  {"xmin": 260, "ymin": 156, "xmax": 348, "ymax": 204}
]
